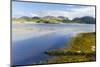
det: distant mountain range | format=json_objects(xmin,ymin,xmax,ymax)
[{"xmin": 12, "ymin": 16, "xmax": 95, "ymax": 24}]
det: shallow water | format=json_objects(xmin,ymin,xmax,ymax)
[{"xmin": 12, "ymin": 23, "xmax": 95, "ymax": 65}]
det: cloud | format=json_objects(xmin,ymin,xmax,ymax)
[
  {"xmin": 31, "ymin": 6, "xmax": 95, "ymax": 20},
  {"xmin": 30, "ymin": 13, "xmax": 39, "ymax": 17}
]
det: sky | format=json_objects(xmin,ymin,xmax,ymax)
[{"xmin": 12, "ymin": 1, "xmax": 95, "ymax": 20}]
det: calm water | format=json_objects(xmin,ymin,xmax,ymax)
[{"xmin": 12, "ymin": 23, "xmax": 95, "ymax": 65}]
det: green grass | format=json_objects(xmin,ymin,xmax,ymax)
[
  {"xmin": 66, "ymin": 32, "xmax": 96, "ymax": 53},
  {"xmin": 44, "ymin": 32, "xmax": 96, "ymax": 64},
  {"xmin": 12, "ymin": 18, "xmax": 39, "ymax": 23},
  {"xmin": 12, "ymin": 17, "xmax": 63, "ymax": 24},
  {"xmin": 47, "ymin": 55, "xmax": 95, "ymax": 64}
]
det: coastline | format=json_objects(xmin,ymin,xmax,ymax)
[{"xmin": 44, "ymin": 32, "xmax": 96, "ymax": 64}]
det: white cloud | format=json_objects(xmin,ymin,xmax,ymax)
[
  {"xmin": 30, "ymin": 13, "xmax": 39, "ymax": 17},
  {"xmin": 31, "ymin": 6, "xmax": 95, "ymax": 20}
]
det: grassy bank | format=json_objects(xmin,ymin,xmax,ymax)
[{"xmin": 45, "ymin": 32, "xmax": 96, "ymax": 64}]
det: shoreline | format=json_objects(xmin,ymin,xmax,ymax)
[
  {"xmin": 44, "ymin": 32, "xmax": 96, "ymax": 64},
  {"xmin": 12, "ymin": 22, "xmax": 95, "ymax": 25}
]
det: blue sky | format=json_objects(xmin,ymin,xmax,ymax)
[{"xmin": 12, "ymin": 1, "xmax": 95, "ymax": 19}]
